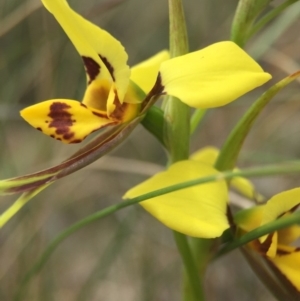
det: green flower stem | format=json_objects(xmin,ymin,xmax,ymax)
[
  {"xmin": 174, "ymin": 233, "xmax": 205, "ymax": 301},
  {"xmin": 190, "ymin": 109, "xmax": 207, "ymax": 135},
  {"xmin": 164, "ymin": 0, "xmax": 190, "ymax": 162},
  {"xmin": 15, "ymin": 161, "xmax": 300, "ymax": 299},
  {"xmin": 165, "ymin": 1, "xmax": 204, "ymax": 301},
  {"xmin": 215, "ymin": 211, "xmax": 300, "ymax": 259},
  {"xmin": 231, "ymin": 0, "xmax": 271, "ymax": 47},
  {"xmin": 247, "ymin": 0, "xmax": 300, "ymax": 40}
]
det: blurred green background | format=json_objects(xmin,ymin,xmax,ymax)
[{"xmin": 1, "ymin": 0, "xmax": 300, "ymax": 300}]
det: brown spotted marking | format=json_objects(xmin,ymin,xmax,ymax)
[
  {"xmin": 99, "ymin": 55, "xmax": 115, "ymax": 81},
  {"xmin": 254, "ymin": 233, "xmax": 274, "ymax": 255},
  {"xmin": 70, "ymin": 139, "xmax": 82, "ymax": 144},
  {"xmin": 92, "ymin": 111, "xmax": 107, "ymax": 118},
  {"xmin": 48, "ymin": 102, "xmax": 75, "ymax": 141},
  {"xmin": 36, "ymin": 127, "xmax": 42, "ymax": 132},
  {"xmin": 82, "ymin": 56, "xmax": 101, "ymax": 84},
  {"xmin": 276, "ymin": 248, "xmax": 292, "ymax": 256},
  {"xmin": 80, "ymin": 103, "xmax": 88, "ymax": 108},
  {"xmin": 109, "ymin": 91, "xmax": 127, "ymax": 120}
]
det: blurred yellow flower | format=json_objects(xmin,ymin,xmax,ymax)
[{"xmin": 235, "ymin": 188, "xmax": 300, "ymax": 293}]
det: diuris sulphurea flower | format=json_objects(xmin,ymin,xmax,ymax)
[{"xmin": 20, "ymin": 0, "xmax": 271, "ymax": 144}]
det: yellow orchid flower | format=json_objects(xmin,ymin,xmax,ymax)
[
  {"xmin": 235, "ymin": 188, "xmax": 300, "ymax": 293},
  {"xmin": 124, "ymin": 160, "xmax": 229, "ymax": 238},
  {"xmin": 20, "ymin": 0, "xmax": 272, "ymax": 144}
]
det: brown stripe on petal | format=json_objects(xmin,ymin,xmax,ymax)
[
  {"xmin": 141, "ymin": 73, "xmax": 164, "ymax": 113},
  {"xmin": 48, "ymin": 102, "xmax": 75, "ymax": 142},
  {"xmin": 278, "ymin": 204, "xmax": 300, "ymax": 219},
  {"xmin": 7, "ymin": 177, "xmax": 53, "ymax": 194},
  {"xmin": 276, "ymin": 249, "xmax": 293, "ymax": 256},
  {"xmin": 259, "ymin": 233, "xmax": 274, "ymax": 255},
  {"xmin": 82, "ymin": 56, "xmax": 101, "ymax": 84},
  {"xmin": 99, "ymin": 55, "xmax": 115, "ymax": 81},
  {"xmin": 70, "ymin": 139, "xmax": 82, "ymax": 144},
  {"xmin": 92, "ymin": 111, "xmax": 107, "ymax": 118}
]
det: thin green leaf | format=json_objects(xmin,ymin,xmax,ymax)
[{"xmin": 215, "ymin": 71, "xmax": 300, "ymax": 171}]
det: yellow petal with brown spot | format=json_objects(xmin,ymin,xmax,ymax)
[
  {"xmin": 20, "ymin": 99, "xmax": 118, "ymax": 144},
  {"xmin": 262, "ymin": 188, "xmax": 300, "ymax": 226},
  {"xmin": 131, "ymin": 50, "xmax": 169, "ymax": 94},
  {"xmin": 42, "ymin": 0, "xmax": 130, "ymax": 102}
]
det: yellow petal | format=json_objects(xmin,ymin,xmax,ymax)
[
  {"xmin": 262, "ymin": 188, "xmax": 300, "ymax": 226},
  {"xmin": 234, "ymin": 205, "xmax": 264, "ymax": 232},
  {"xmin": 20, "ymin": 99, "xmax": 117, "ymax": 143},
  {"xmin": 82, "ymin": 78, "xmax": 111, "ymax": 111},
  {"xmin": 42, "ymin": 0, "xmax": 130, "ymax": 101},
  {"xmin": 266, "ymin": 231, "xmax": 278, "ymax": 258},
  {"xmin": 231, "ymin": 175, "xmax": 264, "ymax": 202},
  {"xmin": 270, "ymin": 250, "xmax": 300, "ymax": 291},
  {"xmin": 278, "ymin": 225, "xmax": 300, "ymax": 245},
  {"xmin": 190, "ymin": 146, "xmax": 219, "ymax": 165},
  {"xmin": 159, "ymin": 41, "xmax": 272, "ymax": 108},
  {"xmin": 106, "ymin": 81, "xmax": 144, "ymax": 117},
  {"xmin": 124, "ymin": 160, "xmax": 229, "ymax": 238},
  {"xmin": 131, "ymin": 51, "xmax": 169, "ymax": 94}
]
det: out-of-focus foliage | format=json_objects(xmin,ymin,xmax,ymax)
[{"xmin": 0, "ymin": 0, "xmax": 300, "ymax": 300}]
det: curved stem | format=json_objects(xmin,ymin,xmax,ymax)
[{"xmin": 190, "ymin": 109, "xmax": 207, "ymax": 135}]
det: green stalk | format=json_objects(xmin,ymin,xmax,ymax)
[
  {"xmin": 215, "ymin": 71, "xmax": 300, "ymax": 171},
  {"xmin": 164, "ymin": 1, "xmax": 203, "ymax": 301},
  {"xmin": 231, "ymin": 0, "xmax": 271, "ymax": 47},
  {"xmin": 190, "ymin": 109, "xmax": 207, "ymax": 135},
  {"xmin": 164, "ymin": 0, "xmax": 190, "ymax": 162}
]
